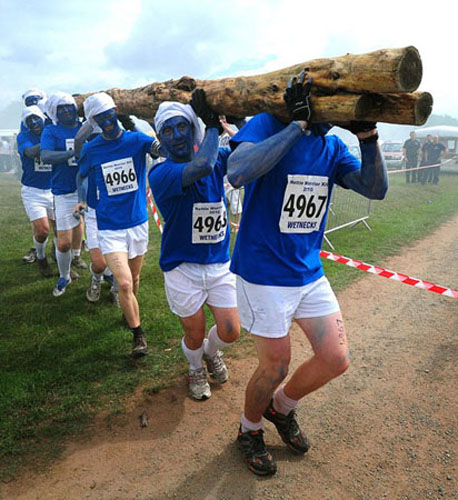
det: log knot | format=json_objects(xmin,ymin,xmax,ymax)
[{"xmin": 176, "ymin": 77, "xmax": 196, "ymax": 92}]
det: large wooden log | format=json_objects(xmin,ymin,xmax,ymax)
[
  {"xmin": 363, "ymin": 91, "xmax": 433, "ymax": 125},
  {"xmin": 74, "ymin": 46, "xmax": 428, "ymax": 125}
]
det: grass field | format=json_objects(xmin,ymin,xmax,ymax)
[{"xmin": 1, "ymin": 167, "xmax": 458, "ymax": 479}]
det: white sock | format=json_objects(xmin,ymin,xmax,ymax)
[
  {"xmin": 204, "ymin": 325, "xmax": 231, "ymax": 357},
  {"xmin": 56, "ymin": 249, "xmax": 72, "ymax": 280},
  {"xmin": 103, "ymin": 267, "xmax": 113, "ymax": 278},
  {"xmin": 273, "ymin": 385, "xmax": 299, "ymax": 415},
  {"xmin": 181, "ymin": 337, "xmax": 204, "ymax": 371},
  {"xmin": 90, "ymin": 264, "xmax": 103, "ymax": 281},
  {"xmin": 33, "ymin": 237, "xmax": 48, "ymax": 260},
  {"xmin": 241, "ymin": 413, "xmax": 263, "ymax": 433},
  {"xmin": 72, "ymin": 248, "xmax": 81, "ymax": 258}
]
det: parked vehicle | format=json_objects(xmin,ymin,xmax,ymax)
[{"xmin": 381, "ymin": 141, "xmax": 404, "ymax": 169}]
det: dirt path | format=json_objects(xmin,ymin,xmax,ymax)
[{"xmin": 2, "ymin": 216, "xmax": 458, "ymax": 500}]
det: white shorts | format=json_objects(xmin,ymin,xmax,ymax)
[
  {"xmin": 54, "ymin": 192, "xmax": 80, "ymax": 231},
  {"xmin": 236, "ymin": 275, "xmax": 340, "ymax": 338},
  {"xmin": 21, "ymin": 185, "xmax": 54, "ymax": 222},
  {"xmin": 98, "ymin": 221, "xmax": 148, "ymax": 260},
  {"xmin": 84, "ymin": 207, "xmax": 99, "ymax": 250},
  {"xmin": 164, "ymin": 261, "xmax": 237, "ymax": 318}
]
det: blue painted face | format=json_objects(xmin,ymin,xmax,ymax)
[
  {"xmin": 25, "ymin": 115, "xmax": 44, "ymax": 136},
  {"xmin": 159, "ymin": 116, "xmax": 193, "ymax": 162},
  {"xmin": 93, "ymin": 108, "xmax": 121, "ymax": 140},
  {"xmin": 25, "ymin": 95, "xmax": 41, "ymax": 107},
  {"xmin": 56, "ymin": 104, "xmax": 78, "ymax": 127}
]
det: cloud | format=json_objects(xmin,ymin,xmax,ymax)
[{"xmin": 1, "ymin": 0, "xmax": 457, "ymax": 126}]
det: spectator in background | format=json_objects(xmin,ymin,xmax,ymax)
[
  {"xmin": 430, "ymin": 135, "xmax": 446, "ymax": 184},
  {"xmin": 402, "ymin": 131, "xmax": 421, "ymax": 183},
  {"xmin": 220, "ymin": 116, "xmax": 244, "ymax": 228},
  {"xmin": 420, "ymin": 134, "xmax": 434, "ymax": 185}
]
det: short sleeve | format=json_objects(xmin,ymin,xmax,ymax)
[
  {"xmin": 17, "ymin": 133, "xmax": 33, "ymax": 156},
  {"xmin": 229, "ymin": 113, "xmax": 280, "ymax": 149},
  {"xmin": 78, "ymin": 143, "xmax": 92, "ymax": 177},
  {"xmin": 40, "ymin": 127, "xmax": 56, "ymax": 152},
  {"xmin": 148, "ymin": 160, "xmax": 185, "ymax": 203}
]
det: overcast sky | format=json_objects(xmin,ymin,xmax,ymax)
[{"xmin": 1, "ymin": 0, "xmax": 457, "ymax": 122}]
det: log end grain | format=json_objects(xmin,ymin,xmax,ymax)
[
  {"xmin": 415, "ymin": 91, "xmax": 433, "ymax": 125},
  {"xmin": 397, "ymin": 46, "xmax": 423, "ymax": 92}
]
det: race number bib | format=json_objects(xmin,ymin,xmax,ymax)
[
  {"xmin": 34, "ymin": 159, "xmax": 52, "ymax": 172},
  {"xmin": 65, "ymin": 139, "xmax": 77, "ymax": 166},
  {"xmin": 101, "ymin": 157, "xmax": 138, "ymax": 196},
  {"xmin": 192, "ymin": 200, "xmax": 227, "ymax": 244},
  {"xmin": 279, "ymin": 175, "xmax": 329, "ymax": 233}
]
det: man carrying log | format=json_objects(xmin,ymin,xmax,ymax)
[
  {"xmin": 227, "ymin": 72, "xmax": 388, "ymax": 476},
  {"xmin": 40, "ymin": 92, "xmax": 86, "ymax": 297},
  {"xmin": 75, "ymin": 92, "xmax": 159, "ymax": 358},
  {"xmin": 148, "ymin": 91, "xmax": 240, "ymax": 400}
]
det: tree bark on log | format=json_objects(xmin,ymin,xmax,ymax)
[
  {"xmin": 363, "ymin": 91, "xmax": 433, "ymax": 125},
  {"xmin": 74, "ymin": 46, "xmax": 429, "ymax": 125}
]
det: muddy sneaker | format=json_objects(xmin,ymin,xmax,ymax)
[
  {"xmin": 22, "ymin": 247, "xmax": 37, "ymax": 264},
  {"xmin": 52, "ymin": 277, "xmax": 71, "ymax": 297},
  {"xmin": 203, "ymin": 349, "xmax": 228, "ymax": 383},
  {"xmin": 237, "ymin": 426, "xmax": 277, "ymax": 476},
  {"xmin": 71, "ymin": 255, "xmax": 88, "ymax": 269},
  {"xmin": 132, "ymin": 333, "xmax": 148, "ymax": 358},
  {"xmin": 110, "ymin": 286, "xmax": 120, "ymax": 307},
  {"xmin": 69, "ymin": 268, "xmax": 80, "ymax": 280},
  {"xmin": 86, "ymin": 276, "xmax": 102, "ymax": 302},
  {"xmin": 37, "ymin": 257, "xmax": 53, "ymax": 277},
  {"xmin": 187, "ymin": 367, "xmax": 211, "ymax": 400},
  {"xmin": 263, "ymin": 399, "xmax": 310, "ymax": 454}
]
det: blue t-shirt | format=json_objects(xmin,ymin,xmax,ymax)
[
  {"xmin": 40, "ymin": 122, "xmax": 82, "ymax": 195},
  {"xmin": 79, "ymin": 131, "xmax": 155, "ymax": 230},
  {"xmin": 229, "ymin": 113, "xmax": 360, "ymax": 286},
  {"xmin": 148, "ymin": 148, "xmax": 231, "ymax": 272},
  {"xmin": 17, "ymin": 129, "xmax": 52, "ymax": 190}
]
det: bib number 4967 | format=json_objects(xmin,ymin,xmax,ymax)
[{"xmin": 279, "ymin": 175, "xmax": 329, "ymax": 233}]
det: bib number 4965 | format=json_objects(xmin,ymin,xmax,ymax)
[{"xmin": 192, "ymin": 200, "xmax": 228, "ymax": 244}]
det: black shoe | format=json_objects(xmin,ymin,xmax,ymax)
[
  {"xmin": 132, "ymin": 333, "xmax": 148, "ymax": 358},
  {"xmin": 263, "ymin": 400, "xmax": 310, "ymax": 454},
  {"xmin": 237, "ymin": 426, "xmax": 277, "ymax": 476},
  {"xmin": 37, "ymin": 257, "xmax": 53, "ymax": 277}
]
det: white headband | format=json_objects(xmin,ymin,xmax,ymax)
[
  {"xmin": 154, "ymin": 101, "xmax": 204, "ymax": 147},
  {"xmin": 45, "ymin": 92, "xmax": 77, "ymax": 125},
  {"xmin": 83, "ymin": 92, "xmax": 116, "ymax": 127},
  {"xmin": 22, "ymin": 88, "xmax": 47, "ymax": 102},
  {"xmin": 21, "ymin": 105, "xmax": 46, "ymax": 127}
]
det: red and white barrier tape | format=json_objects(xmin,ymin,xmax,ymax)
[
  {"xmin": 388, "ymin": 158, "xmax": 454, "ymax": 175},
  {"xmin": 146, "ymin": 188, "xmax": 163, "ymax": 234},
  {"xmin": 320, "ymin": 250, "xmax": 458, "ymax": 300},
  {"xmin": 145, "ymin": 190, "xmax": 458, "ymax": 300}
]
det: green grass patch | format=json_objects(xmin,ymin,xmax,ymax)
[{"xmin": 1, "ymin": 168, "xmax": 458, "ymax": 478}]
